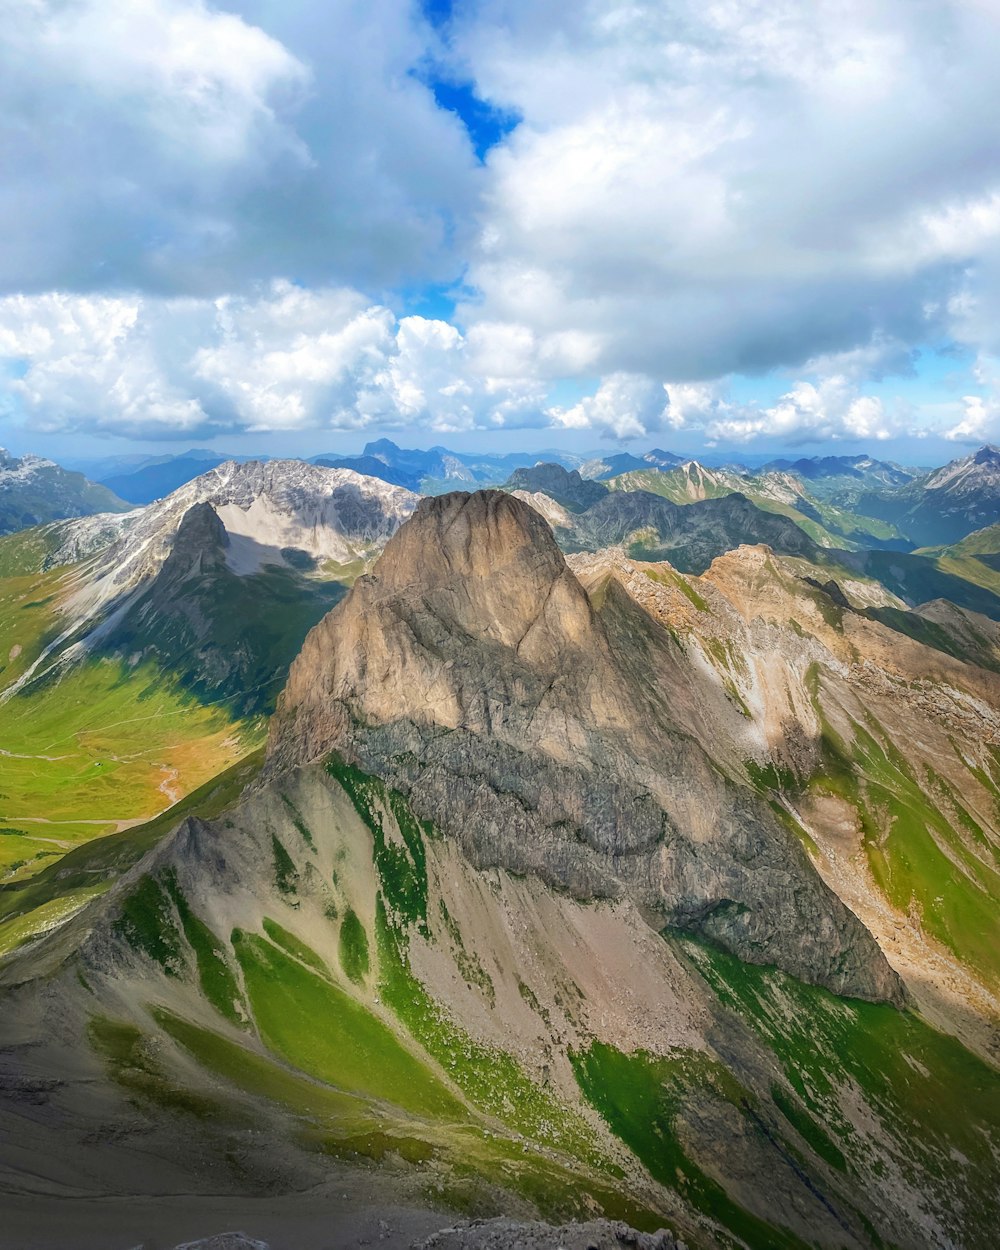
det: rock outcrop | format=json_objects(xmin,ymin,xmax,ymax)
[
  {"xmin": 504, "ymin": 463, "xmax": 608, "ymax": 512},
  {"xmin": 414, "ymin": 1219, "xmax": 682, "ymax": 1249},
  {"xmin": 269, "ymin": 490, "xmax": 903, "ymax": 1004},
  {"xmin": 567, "ymin": 488, "xmax": 817, "ymax": 572}
]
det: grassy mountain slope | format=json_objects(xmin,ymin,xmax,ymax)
[
  {"xmin": 1, "ymin": 757, "xmax": 996, "ymax": 1248},
  {"xmin": 606, "ymin": 463, "xmax": 911, "ymax": 551},
  {"xmin": 0, "ymin": 505, "xmax": 349, "ymax": 890},
  {"xmin": 0, "ymin": 544, "xmax": 257, "ymax": 883},
  {"xmin": 852, "ymin": 446, "xmax": 1000, "ymax": 547},
  {"xmin": 570, "ymin": 546, "xmax": 1000, "ymax": 1046}
]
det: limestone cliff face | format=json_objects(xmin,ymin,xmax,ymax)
[{"xmin": 268, "ymin": 490, "xmax": 903, "ymax": 1004}]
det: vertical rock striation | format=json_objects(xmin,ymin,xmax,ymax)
[{"xmin": 268, "ymin": 490, "xmax": 904, "ymax": 1004}]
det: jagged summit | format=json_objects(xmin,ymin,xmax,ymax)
[
  {"xmin": 927, "ymin": 443, "xmax": 1000, "ymax": 492},
  {"xmin": 159, "ymin": 501, "xmax": 230, "ymax": 582},
  {"xmin": 272, "ymin": 490, "xmax": 606, "ymax": 749},
  {"xmin": 270, "ymin": 489, "xmax": 903, "ymax": 1004},
  {"xmin": 376, "ymin": 488, "xmax": 563, "ymax": 585},
  {"xmin": 504, "ymin": 464, "xmax": 608, "ymax": 512}
]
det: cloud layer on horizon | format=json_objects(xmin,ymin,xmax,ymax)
[
  {"xmin": 0, "ymin": 283, "xmax": 925, "ymax": 445},
  {"xmin": 2, "ymin": 0, "xmax": 1000, "ymax": 446}
]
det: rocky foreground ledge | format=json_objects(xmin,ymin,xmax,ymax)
[{"xmin": 169, "ymin": 1220, "xmax": 685, "ymax": 1250}]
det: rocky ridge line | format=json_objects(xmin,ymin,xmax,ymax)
[{"xmin": 268, "ymin": 489, "xmax": 904, "ymax": 1004}]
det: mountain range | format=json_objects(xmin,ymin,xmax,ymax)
[
  {"xmin": 1, "ymin": 446, "xmax": 999, "ymax": 1248},
  {"xmin": 9, "ymin": 440, "xmax": 998, "ymax": 553},
  {"xmin": 852, "ymin": 445, "xmax": 1000, "ymax": 546},
  {"xmin": 0, "ymin": 460, "xmax": 417, "ymax": 907},
  {"xmin": 2, "ymin": 488, "xmax": 999, "ymax": 1248},
  {"xmin": 0, "ymin": 447, "xmax": 129, "ymax": 534}
]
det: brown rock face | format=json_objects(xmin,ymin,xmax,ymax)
[{"xmin": 268, "ymin": 490, "xmax": 904, "ymax": 1004}]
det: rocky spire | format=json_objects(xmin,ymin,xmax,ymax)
[{"xmin": 268, "ymin": 490, "xmax": 904, "ymax": 1005}]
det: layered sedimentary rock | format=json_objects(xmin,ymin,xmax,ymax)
[{"xmin": 269, "ymin": 490, "xmax": 902, "ymax": 1003}]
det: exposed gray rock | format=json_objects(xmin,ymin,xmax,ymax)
[
  {"xmin": 268, "ymin": 490, "xmax": 904, "ymax": 1004},
  {"xmin": 171, "ymin": 1236, "xmax": 269, "ymax": 1250},
  {"xmin": 412, "ymin": 1218, "xmax": 682, "ymax": 1250},
  {"xmin": 505, "ymin": 463, "xmax": 609, "ymax": 512},
  {"xmin": 565, "ymin": 489, "xmax": 817, "ymax": 573}
]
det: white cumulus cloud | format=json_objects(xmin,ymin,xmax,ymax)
[
  {"xmin": 549, "ymin": 374, "xmax": 669, "ymax": 440},
  {"xmin": 450, "ymin": 0, "xmax": 1000, "ymax": 383},
  {"xmin": 0, "ymin": 284, "xmax": 549, "ymax": 438},
  {"xmin": 0, "ymin": 0, "xmax": 479, "ymax": 295}
]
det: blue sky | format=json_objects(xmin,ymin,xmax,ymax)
[{"xmin": 1, "ymin": 0, "xmax": 1000, "ymax": 465}]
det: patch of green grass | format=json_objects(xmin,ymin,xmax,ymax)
[
  {"xmin": 0, "ymin": 566, "xmax": 67, "ymax": 694},
  {"xmin": 934, "ymin": 553, "xmax": 1000, "ymax": 600},
  {"xmin": 163, "ymin": 872, "xmax": 245, "ymax": 1025},
  {"xmin": 338, "ymin": 908, "xmax": 370, "ymax": 984},
  {"xmin": 769, "ymin": 1083, "xmax": 846, "ymax": 1173},
  {"xmin": 0, "ymin": 829, "xmax": 100, "ymax": 883},
  {"xmin": 89, "ymin": 1015, "xmax": 227, "ymax": 1120},
  {"xmin": 683, "ymin": 939, "xmax": 1000, "ymax": 1239},
  {"xmin": 263, "ymin": 915, "xmax": 330, "ymax": 977},
  {"xmin": 233, "ymin": 926, "xmax": 466, "ymax": 1120},
  {"xmin": 745, "ymin": 759, "xmax": 799, "ymax": 793},
  {"xmin": 319, "ymin": 556, "xmax": 368, "ymax": 584},
  {"xmin": 805, "ymin": 673, "xmax": 1000, "ymax": 987},
  {"xmin": 572, "ymin": 1040, "xmax": 809, "ymax": 1250},
  {"xmin": 0, "ymin": 884, "xmax": 105, "ymax": 956},
  {"xmin": 155, "ymin": 1005, "xmax": 379, "ymax": 1125},
  {"xmin": 0, "ymin": 651, "xmax": 250, "ymax": 863},
  {"xmin": 326, "ymin": 753, "xmax": 430, "ymax": 929},
  {"xmin": 153, "ymin": 1006, "xmax": 663, "ymax": 1229},
  {"xmin": 0, "ymin": 526, "xmax": 62, "ymax": 578},
  {"xmin": 0, "ymin": 657, "xmax": 243, "ymax": 821},
  {"xmin": 319, "ymin": 1128, "xmax": 436, "ymax": 1164},
  {"xmin": 155, "ymin": 1007, "xmax": 447, "ymax": 1169},
  {"xmin": 0, "ymin": 750, "xmax": 261, "ymax": 929},
  {"xmin": 113, "ymin": 874, "xmax": 183, "ymax": 974}
]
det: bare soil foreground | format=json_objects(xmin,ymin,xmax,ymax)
[
  {"xmin": 0, "ymin": 1198, "xmax": 680, "ymax": 1250},
  {"xmin": 0, "ymin": 1192, "xmax": 445, "ymax": 1250}
]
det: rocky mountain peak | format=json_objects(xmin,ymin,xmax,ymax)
[
  {"xmin": 372, "ymin": 491, "xmax": 590, "ymax": 645},
  {"xmin": 269, "ymin": 489, "xmax": 903, "ymax": 1005},
  {"xmin": 160, "ymin": 501, "xmax": 230, "ymax": 582},
  {"xmin": 973, "ymin": 444, "xmax": 1000, "ymax": 467},
  {"xmin": 504, "ymin": 464, "xmax": 607, "ymax": 512},
  {"xmin": 276, "ymin": 490, "xmax": 598, "ymax": 721},
  {"xmin": 378, "ymin": 489, "xmax": 562, "ymax": 586},
  {"xmin": 0, "ymin": 448, "xmax": 56, "ymax": 478},
  {"xmin": 926, "ymin": 443, "xmax": 1000, "ymax": 493}
]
